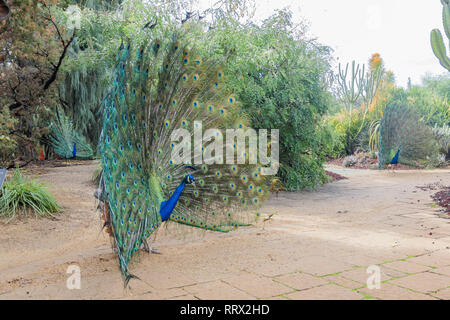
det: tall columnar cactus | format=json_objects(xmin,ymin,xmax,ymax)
[{"xmin": 431, "ymin": 0, "xmax": 450, "ymax": 71}]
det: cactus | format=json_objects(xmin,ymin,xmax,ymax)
[
  {"xmin": 335, "ymin": 61, "xmax": 382, "ymax": 154},
  {"xmin": 431, "ymin": 0, "xmax": 450, "ymax": 71}
]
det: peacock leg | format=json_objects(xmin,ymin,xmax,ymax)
[{"xmin": 142, "ymin": 240, "xmax": 161, "ymax": 254}]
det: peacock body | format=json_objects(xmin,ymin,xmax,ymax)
[
  {"xmin": 378, "ymin": 102, "xmax": 439, "ymax": 168},
  {"xmin": 49, "ymin": 112, "xmax": 94, "ymax": 159},
  {"xmin": 99, "ymin": 29, "xmax": 271, "ymax": 283}
]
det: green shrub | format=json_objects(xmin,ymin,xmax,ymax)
[
  {"xmin": 0, "ymin": 169, "xmax": 61, "ymax": 223},
  {"xmin": 317, "ymin": 120, "xmax": 346, "ymax": 159},
  {"xmin": 207, "ymin": 10, "xmax": 334, "ymax": 190},
  {"xmin": 0, "ymin": 135, "xmax": 17, "ymax": 167},
  {"xmin": 0, "ymin": 107, "xmax": 17, "ymax": 167},
  {"xmin": 328, "ymin": 109, "xmax": 365, "ymax": 155},
  {"xmin": 407, "ymin": 86, "xmax": 450, "ymax": 127}
]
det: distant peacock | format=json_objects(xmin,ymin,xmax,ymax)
[
  {"xmin": 99, "ymin": 28, "xmax": 271, "ymax": 284},
  {"xmin": 49, "ymin": 112, "xmax": 94, "ymax": 159},
  {"xmin": 378, "ymin": 102, "xmax": 439, "ymax": 168}
]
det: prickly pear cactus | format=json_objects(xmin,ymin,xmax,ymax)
[{"xmin": 431, "ymin": 0, "xmax": 450, "ymax": 71}]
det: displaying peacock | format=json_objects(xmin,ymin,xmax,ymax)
[
  {"xmin": 378, "ymin": 102, "xmax": 439, "ymax": 168},
  {"xmin": 99, "ymin": 28, "xmax": 271, "ymax": 284},
  {"xmin": 49, "ymin": 111, "xmax": 94, "ymax": 159}
]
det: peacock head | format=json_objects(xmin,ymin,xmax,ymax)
[{"xmin": 183, "ymin": 174, "xmax": 195, "ymax": 185}]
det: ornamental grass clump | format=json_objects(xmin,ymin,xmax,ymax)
[{"xmin": 0, "ymin": 169, "xmax": 61, "ymax": 223}]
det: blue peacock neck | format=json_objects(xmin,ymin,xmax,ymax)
[
  {"xmin": 158, "ymin": 174, "xmax": 194, "ymax": 222},
  {"xmin": 159, "ymin": 181, "xmax": 186, "ymax": 221}
]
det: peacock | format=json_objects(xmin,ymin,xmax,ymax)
[
  {"xmin": 378, "ymin": 102, "xmax": 439, "ymax": 169},
  {"xmin": 98, "ymin": 28, "xmax": 271, "ymax": 285},
  {"xmin": 49, "ymin": 111, "xmax": 94, "ymax": 159}
]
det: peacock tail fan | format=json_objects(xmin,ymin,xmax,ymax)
[
  {"xmin": 49, "ymin": 111, "xmax": 94, "ymax": 159},
  {"xmin": 99, "ymin": 29, "xmax": 271, "ymax": 281},
  {"xmin": 378, "ymin": 102, "xmax": 439, "ymax": 168}
]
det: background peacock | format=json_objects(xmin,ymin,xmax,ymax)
[
  {"xmin": 99, "ymin": 27, "xmax": 271, "ymax": 284},
  {"xmin": 49, "ymin": 111, "xmax": 94, "ymax": 159},
  {"xmin": 378, "ymin": 102, "xmax": 439, "ymax": 168}
]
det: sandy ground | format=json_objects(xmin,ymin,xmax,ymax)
[{"xmin": 0, "ymin": 162, "xmax": 449, "ymax": 300}]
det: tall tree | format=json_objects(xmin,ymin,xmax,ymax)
[{"xmin": 0, "ymin": 0, "xmax": 75, "ymax": 159}]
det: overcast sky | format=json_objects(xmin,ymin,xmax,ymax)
[{"xmin": 198, "ymin": 0, "xmax": 447, "ymax": 87}]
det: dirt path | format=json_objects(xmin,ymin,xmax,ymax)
[{"xmin": 0, "ymin": 163, "xmax": 449, "ymax": 300}]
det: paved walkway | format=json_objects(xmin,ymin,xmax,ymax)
[{"xmin": 0, "ymin": 164, "xmax": 449, "ymax": 299}]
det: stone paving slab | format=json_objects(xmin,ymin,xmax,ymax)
[
  {"xmin": 285, "ymin": 284, "xmax": 364, "ymax": 300},
  {"xmin": 323, "ymin": 275, "xmax": 364, "ymax": 289},
  {"xmin": 223, "ymin": 274, "xmax": 294, "ymax": 299},
  {"xmin": 183, "ymin": 280, "xmax": 256, "ymax": 300},
  {"xmin": 358, "ymin": 283, "xmax": 437, "ymax": 300},
  {"xmin": 431, "ymin": 288, "xmax": 450, "ymax": 299},
  {"xmin": 383, "ymin": 261, "xmax": 432, "ymax": 274},
  {"xmin": 274, "ymin": 272, "xmax": 328, "ymax": 291},
  {"xmin": 338, "ymin": 254, "xmax": 386, "ymax": 267},
  {"xmin": 291, "ymin": 255, "xmax": 354, "ymax": 276},
  {"xmin": 340, "ymin": 268, "xmax": 390, "ymax": 284},
  {"xmin": 407, "ymin": 252, "xmax": 450, "ymax": 268},
  {"xmin": 389, "ymin": 272, "xmax": 450, "ymax": 293},
  {"xmin": 432, "ymin": 266, "xmax": 450, "ymax": 277}
]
